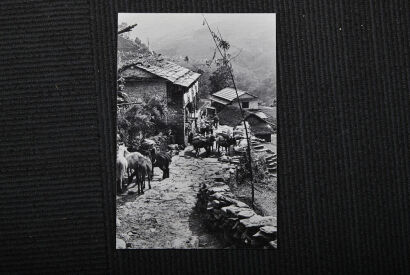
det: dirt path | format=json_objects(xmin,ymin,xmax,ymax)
[{"xmin": 116, "ymin": 147, "xmax": 234, "ymax": 249}]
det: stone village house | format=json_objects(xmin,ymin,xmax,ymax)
[
  {"xmin": 210, "ymin": 87, "xmax": 259, "ymax": 112},
  {"xmin": 119, "ymin": 58, "xmax": 201, "ymax": 145},
  {"xmin": 210, "ymin": 88, "xmax": 276, "ymax": 142}
]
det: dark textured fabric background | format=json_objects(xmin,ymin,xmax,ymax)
[{"xmin": 0, "ymin": 0, "xmax": 409, "ymax": 274}]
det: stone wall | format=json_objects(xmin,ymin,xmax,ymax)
[
  {"xmin": 196, "ymin": 180, "xmax": 277, "ymax": 249},
  {"xmin": 122, "ymin": 80, "xmax": 167, "ymax": 103},
  {"xmin": 122, "ymin": 78, "xmax": 186, "ymax": 145}
]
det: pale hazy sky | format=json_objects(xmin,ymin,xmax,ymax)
[{"xmin": 118, "ymin": 13, "xmax": 276, "ymax": 50}]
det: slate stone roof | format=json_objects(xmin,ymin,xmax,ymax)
[
  {"xmin": 249, "ymin": 123, "xmax": 274, "ymax": 135},
  {"xmin": 120, "ymin": 58, "xmax": 200, "ymax": 87},
  {"xmin": 253, "ymin": 111, "xmax": 268, "ymax": 119},
  {"xmin": 211, "ymin": 87, "xmax": 258, "ymax": 104},
  {"xmin": 218, "ymin": 105, "xmax": 274, "ymax": 135},
  {"xmin": 257, "ymin": 106, "xmax": 277, "ymax": 124}
]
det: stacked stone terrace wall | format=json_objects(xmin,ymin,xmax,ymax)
[{"xmin": 196, "ymin": 180, "xmax": 277, "ymax": 249}]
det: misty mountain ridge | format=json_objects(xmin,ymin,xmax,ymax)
[
  {"xmin": 119, "ymin": 17, "xmax": 276, "ymax": 105},
  {"xmin": 152, "ymin": 20, "xmax": 276, "ymax": 104},
  {"xmin": 153, "ymin": 20, "xmax": 275, "ymax": 70}
]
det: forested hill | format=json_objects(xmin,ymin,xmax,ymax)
[
  {"xmin": 118, "ymin": 17, "xmax": 276, "ymax": 106},
  {"xmin": 154, "ymin": 19, "xmax": 276, "ymax": 105}
]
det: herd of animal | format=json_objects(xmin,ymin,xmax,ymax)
[
  {"xmin": 116, "ymin": 144, "xmax": 172, "ymax": 195},
  {"xmin": 190, "ymin": 131, "xmax": 242, "ymax": 157},
  {"xmin": 116, "ymin": 127, "xmax": 247, "ymax": 194}
]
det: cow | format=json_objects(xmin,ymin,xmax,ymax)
[{"xmin": 191, "ymin": 135, "xmax": 216, "ymax": 157}]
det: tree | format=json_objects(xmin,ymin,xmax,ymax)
[
  {"xmin": 209, "ymin": 64, "xmax": 233, "ymax": 93},
  {"xmin": 117, "ymin": 22, "xmax": 140, "ymax": 106},
  {"xmin": 134, "ymin": 37, "xmax": 150, "ymax": 54},
  {"xmin": 118, "ymin": 22, "xmax": 137, "ymax": 37}
]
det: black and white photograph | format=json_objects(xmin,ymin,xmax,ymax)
[
  {"xmin": 3, "ymin": 1, "xmax": 410, "ymax": 273},
  {"xmin": 116, "ymin": 13, "xmax": 276, "ymax": 249}
]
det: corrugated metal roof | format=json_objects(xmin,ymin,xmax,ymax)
[
  {"xmin": 212, "ymin": 87, "xmax": 258, "ymax": 102},
  {"xmin": 122, "ymin": 59, "xmax": 200, "ymax": 87}
]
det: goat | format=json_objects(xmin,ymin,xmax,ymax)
[
  {"xmin": 126, "ymin": 152, "xmax": 147, "ymax": 194},
  {"xmin": 138, "ymin": 155, "xmax": 153, "ymax": 191},
  {"xmin": 116, "ymin": 145, "xmax": 128, "ymax": 194}
]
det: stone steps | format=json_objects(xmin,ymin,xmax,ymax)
[
  {"xmin": 267, "ymin": 163, "xmax": 277, "ymax": 169},
  {"xmin": 265, "ymin": 156, "xmax": 277, "ymax": 162},
  {"xmin": 251, "ymin": 137, "xmax": 266, "ymax": 143},
  {"xmin": 268, "ymin": 167, "xmax": 277, "ymax": 173}
]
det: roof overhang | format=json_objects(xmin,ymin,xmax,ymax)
[
  {"xmin": 210, "ymin": 95, "xmax": 230, "ymax": 105},
  {"xmin": 121, "ymin": 61, "xmax": 201, "ymax": 87}
]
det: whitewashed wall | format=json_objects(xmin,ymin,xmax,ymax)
[
  {"xmin": 248, "ymin": 99, "xmax": 259, "ymax": 109},
  {"xmin": 183, "ymin": 81, "xmax": 198, "ymax": 107}
]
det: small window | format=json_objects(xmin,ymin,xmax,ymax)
[{"xmin": 242, "ymin": 101, "xmax": 249, "ymax": 108}]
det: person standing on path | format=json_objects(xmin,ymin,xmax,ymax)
[
  {"xmin": 213, "ymin": 115, "xmax": 219, "ymax": 129},
  {"xmin": 199, "ymin": 117, "xmax": 206, "ymax": 135}
]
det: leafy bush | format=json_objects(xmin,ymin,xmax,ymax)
[
  {"xmin": 252, "ymin": 152, "xmax": 268, "ymax": 182},
  {"xmin": 236, "ymin": 151, "xmax": 268, "ymax": 185},
  {"xmin": 149, "ymin": 132, "xmax": 169, "ymax": 152},
  {"xmin": 117, "ymin": 94, "xmax": 175, "ymax": 149}
]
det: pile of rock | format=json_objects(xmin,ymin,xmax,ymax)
[{"xmin": 196, "ymin": 181, "xmax": 277, "ymax": 249}]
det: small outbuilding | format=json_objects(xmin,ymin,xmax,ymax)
[
  {"xmin": 210, "ymin": 87, "xmax": 259, "ymax": 112},
  {"xmin": 217, "ymin": 105, "xmax": 275, "ymax": 142}
]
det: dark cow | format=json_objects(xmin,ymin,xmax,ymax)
[
  {"xmin": 141, "ymin": 148, "xmax": 172, "ymax": 180},
  {"xmin": 152, "ymin": 150, "xmax": 172, "ymax": 179},
  {"xmin": 216, "ymin": 135, "xmax": 237, "ymax": 153},
  {"xmin": 192, "ymin": 135, "xmax": 216, "ymax": 157}
]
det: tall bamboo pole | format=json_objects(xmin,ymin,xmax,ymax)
[{"xmin": 203, "ymin": 16, "xmax": 255, "ymax": 209}]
